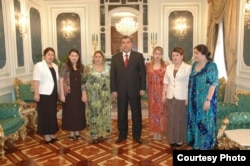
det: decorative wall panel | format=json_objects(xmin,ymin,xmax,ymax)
[
  {"xmin": 14, "ymin": 0, "xmax": 24, "ymax": 67},
  {"xmin": 30, "ymin": 7, "xmax": 42, "ymax": 64},
  {"xmin": 0, "ymin": 0, "xmax": 6, "ymax": 69},
  {"xmin": 56, "ymin": 13, "xmax": 81, "ymax": 61}
]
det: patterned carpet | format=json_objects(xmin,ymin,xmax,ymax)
[{"xmin": 0, "ymin": 103, "xmax": 192, "ymax": 166}]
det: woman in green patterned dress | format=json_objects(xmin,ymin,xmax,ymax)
[{"xmin": 82, "ymin": 50, "xmax": 111, "ymax": 143}]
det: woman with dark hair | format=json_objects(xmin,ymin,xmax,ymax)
[
  {"xmin": 163, "ymin": 47, "xmax": 191, "ymax": 147},
  {"xmin": 146, "ymin": 46, "xmax": 167, "ymax": 141},
  {"xmin": 82, "ymin": 50, "xmax": 111, "ymax": 144},
  {"xmin": 59, "ymin": 48, "xmax": 86, "ymax": 140},
  {"xmin": 33, "ymin": 47, "xmax": 59, "ymax": 143},
  {"xmin": 187, "ymin": 44, "xmax": 218, "ymax": 150}
]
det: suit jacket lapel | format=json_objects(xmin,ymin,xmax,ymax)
[
  {"xmin": 169, "ymin": 65, "xmax": 175, "ymax": 80},
  {"xmin": 175, "ymin": 62, "xmax": 185, "ymax": 79},
  {"xmin": 117, "ymin": 53, "xmax": 126, "ymax": 68},
  {"xmin": 127, "ymin": 51, "xmax": 135, "ymax": 67}
]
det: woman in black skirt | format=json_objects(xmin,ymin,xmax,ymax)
[
  {"xmin": 33, "ymin": 47, "xmax": 59, "ymax": 143},
  {"xmin": 59, "ymin": 48, "xmax": 86, "ymax": 140}
]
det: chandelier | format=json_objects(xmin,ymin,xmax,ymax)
[
  {"xmin": 115, "ymin": 17, "xmax": 138, "ymax": 36},
  {"xmin": 175, "ymin": 17, "xmax": 187, "ymax": 39}
]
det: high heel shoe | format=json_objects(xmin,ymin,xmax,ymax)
[
  {"xmin": 157, "ymin": 134, "xmax": 162, "ymax": 141},
  {"xmin": 75, "ymin": 135, "xmax": 82, "ymax": 140},
  {"xmin": 68, "ymin": 136, "xmax": 74, "ymax": 141},
  {"xmin": 45, "ymin": 139, "xmax": 53, "ymax": 144},
  {"xmin": 51, "ymin": 138, "xmax": 58, "ymax": 143},
  {"xmin": 92, "ymin": 139, "xmax": 99, "ymax": 144},
  {"xmin": 153, "ymin": 133, "xmax": 157, "ymax": 140}
]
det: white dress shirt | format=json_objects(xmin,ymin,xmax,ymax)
[{"xmin": 123, "ymin": 51, "xmax": 131, "ymax": 60}]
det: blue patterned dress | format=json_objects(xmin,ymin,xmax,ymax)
[{"xmin": 187, "ymin": 61, "xmax": 218, "ymax": 150}]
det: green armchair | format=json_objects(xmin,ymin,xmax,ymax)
[
  {"xmin": 0, "ymin": 103, "xmax": 27, "ymax": 155},
  {"xmin": 14, "ymin": 78, "xmax": 36, "ymax": 108},
  {"xmin": 217, "ymin": 90, "xmax": 250, "ymax": 149},
  {"xmin": 14, "ymin": 78, "xmax": 37, "ymax": 128}
]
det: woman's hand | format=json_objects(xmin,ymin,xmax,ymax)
[
  {"xmin": 162, "ymin": 95, "xmax": 166, "ymax": 103},
  {"xmin": 82, "ymin": 93, "xmax": 87, "ymax": 102},
  {"xmin": 112, "ymin": 92, "xmax": 118, "ymax": 101},
  {"xmin": 203, "ymin": 100, "xmax": 210, "ymax": 111},
  {"xmin": 60, "ymin": 94, "xmax": 65, "ymax": 102},
  {"xmin": 34, "ymin": 94, "xmax": 40, "ymax": 102},
  {"xmin": 140, "ymin": 90, "xmax": 145, "ymax": 96},
  {"xmin": 185, "ymin": 99, "xmax": 188, "ymax": 106}
]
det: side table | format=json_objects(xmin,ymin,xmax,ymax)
[{"xmin": 224, "ymin": 129, "xmax": 250, "ymax": 150}]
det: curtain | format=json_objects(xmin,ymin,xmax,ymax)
[
  {"xmin": 206, "ymin": 0, "xmax": 226, "ymax": 58},
  {"xmin": 206, "ymin": 0, "xmax": 238, "ymax": 103},
  {"xmin": 223, "ymin": 0, "xmax": 238, "ymax": 102}
]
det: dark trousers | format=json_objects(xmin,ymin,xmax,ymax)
[{"xmin": 117, "ymin": 94, "xmax": 142, "ymax": 139}]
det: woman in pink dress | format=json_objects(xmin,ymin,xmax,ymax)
[{"xmin": 146, "ymin": 46, "xmax": 167, "ymax": 141}]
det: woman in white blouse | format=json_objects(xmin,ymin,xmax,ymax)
[
  {"xmin": 33, "ymin": 47, "xmax": 59, "ymax": 143},
  {"xmin": 163, "ymin": 47, "xmax": 191, "ymax": 147}
]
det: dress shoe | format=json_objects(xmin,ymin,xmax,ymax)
[
  {"xmin": 45, "ymin": 139, "xmax": 53, "ymax": 144},
  {"xmin": 99, "ymin": 137, "xmax": 108, "ymax": 142},
  {"xmin": 51, "ymin": 138, "xmax": 58, "ymax": 143},
  {"xmin": 92, "ymin": 139, "xmax": 99, "ymax": 144},
  {"xmin": 68, "ymin": 136, "xmax": 74, "ymax": 141},
  {"xmin": 75, "ymin": 135, "xmax": 82, "ymax": 140},
  {"xmin": 175, "ymin": 143, "xmax": 183, "ymax": 147},
  {"xmin": 115, "ymin": 137, "xmax": 126, "ymax": 143},
  {"xmin": 170, "ymin": 143, "xmax": 176, "ymax": 147},
  {"xmin": 134, "ymin": 138, "xmax": 142, "ymax": 144}
]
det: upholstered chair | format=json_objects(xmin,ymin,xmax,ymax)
[{"xmin": 0, "ymin": 103, "xmax": 27, "ymax": 154}]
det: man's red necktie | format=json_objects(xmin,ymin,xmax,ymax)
[{"xmin": 124, "ymin": 54, "xmax": 129, "ymax": 67}]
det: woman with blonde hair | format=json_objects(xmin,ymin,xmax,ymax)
[{"xmin": 146, "ymin": 46, "xmax": 167, "ymax": 141}]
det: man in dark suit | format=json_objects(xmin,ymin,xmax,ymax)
[{"xmin": 111, "ymin": 36, "xmax": 146, "ymax": 144}]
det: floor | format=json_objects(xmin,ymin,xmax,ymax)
[{"xmin": 0, "ymin": 103, "xmax": 192, "ymax": 166}]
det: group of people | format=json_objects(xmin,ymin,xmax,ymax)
[
  {"xmin": 33, "ymin": 35, "xmax": 218, "ymax": 150},
  {"xmin": 148, "ymin": 44, "xmax": 218, "ymax": 150}
]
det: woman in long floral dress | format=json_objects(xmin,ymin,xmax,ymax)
[
  {"xmin": 187, "ymin": 44, "xmax": 218, "ymax": 150},
  {"xmin": 146, "ymin": 46, "xmax": 167, "ymax": 141},
  {"xmin": 82, "ymin": 50, "xmax": 111, "ymax": 143}
]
